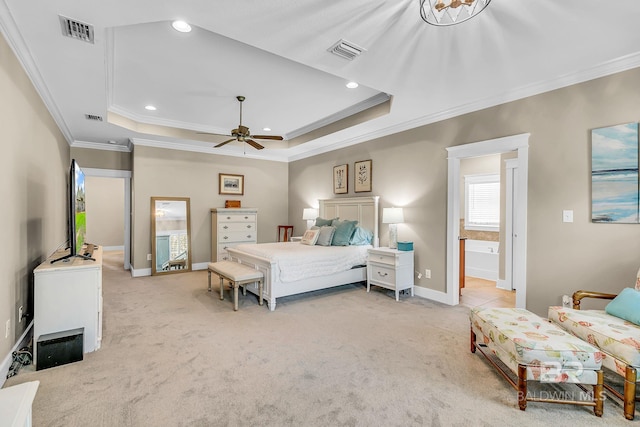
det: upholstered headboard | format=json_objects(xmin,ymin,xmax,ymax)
[{"xmin": 318, "ymin": 196, "xmax": 379, "ymax": 247}]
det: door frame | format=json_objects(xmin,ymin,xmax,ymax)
[
  {"xmin": 83, "ymin": 168, "xmax": 132, "ymax": 270},
  {"xmin": 445, "ymin": 133, "xmax": 529, "ymax": 307}
]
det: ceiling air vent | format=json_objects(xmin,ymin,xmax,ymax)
[
  {"xmin": 59, "ymin": 15, "xmax": 94, "ymax": 44},
  {"xmin": 84, "ymin": 114, "xmax": 103, "ymax": 122},
  {"xmin": 328, "ymin": 39, "xmax": 366, "ymax": 61}
]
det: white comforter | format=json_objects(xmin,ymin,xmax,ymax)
[{"xmin": 232, "ymin": 242, "xmax": 371, "ymax": 283}]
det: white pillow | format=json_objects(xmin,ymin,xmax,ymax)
[{"xmin": 301, "ymin": 228, "xmax": 320, "ymax": 245}]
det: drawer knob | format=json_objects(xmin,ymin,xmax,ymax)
[
  {"xmin": 244, "ymin": 216, "xmax": 249, "ymax": 219},
  {"xmin": 246, "ymin": 235, "xmax": 252, "ymax": 238},
  {"xmin": 223, "ymin": 225, "xmax": 229, "ymax": 229},
  {"xmin": 223, "ymin": 236, "xmax": 228, "ymax": 240},
  {"xmin": 226, "ymin": 216, "xmax": 231, "ymax": 220},
  {"xmin": 377, "ymin": 271, "xmax": 388, "ymax": 277},
  {"xmin": 246, "ymin": 225, "xmax": 252, "ymax": 229}
]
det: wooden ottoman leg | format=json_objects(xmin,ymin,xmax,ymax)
[
  {"xmin": 258, "ymin": 279, "xmax": 263, "ymax": 306},
  {"xmin": 233, "ymin": 282, "xmax": 239, "ymax": 311},
  {"xmin": 208, "ymin": 270, "xmax": 211, "ymax": 292},
  {"xmin": 470, "ymin": 327, "xmax": 477, "ymax": 353},
  {"xmin": 219, "ymin": 276, "xmax": 224, "ymax": 300},
  {"xmin": 624, "ymin": 366, "xmax": 637, "ymax": 420},
  {"xmin": 517, "ymin": 364, "xmax": 527, "ymax": 411},
  {"xmin": 594, "ymin": 370, "xmax": 604, "ymax": 417}
]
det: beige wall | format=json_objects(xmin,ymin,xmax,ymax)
[
  {"xmin": 86, "ymin": 176, "xmax": 125, "ymax": 248},
  {"xmin": 290, "ymin": 67, "xmax": 640, "ymax": 316},
  {"xmin": 131, "ymin": 145, "xmax": 288, "ymax": 271},
  {"xmin": 0, "ymin": 33, "xmax": 69, "ymax": 359},
  {"xmin": 70, "ymin": 147, "xmax": 132, "ymax": 171}
]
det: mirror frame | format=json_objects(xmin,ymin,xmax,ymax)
[{"xmin": 151, "ymin": 196, "xmax": 192, "ymax": 275}]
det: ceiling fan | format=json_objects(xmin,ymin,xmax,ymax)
[{"xmin": 213, "ymin": 96, "xmax": 284, "ymax": 150}]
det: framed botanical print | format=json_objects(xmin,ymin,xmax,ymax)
[
  {"xmin": 219, "ymin": 173, "xmax": 244, "ymax": 195},
  {"xmin": 333, "ymin": 164, "xmax": 348, "ymax": 194},
  {"xmin": 354, "ymin": 159, "xmax": 372, "ymax": 192}
]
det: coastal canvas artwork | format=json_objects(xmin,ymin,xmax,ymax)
[{"xmin": 591, "ymin": 122, "xmax": 639, "ymax": 223}]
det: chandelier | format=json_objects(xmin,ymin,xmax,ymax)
[{"xmin": 420, "ymin": 0, "xmax": 491, "ymax": 26}]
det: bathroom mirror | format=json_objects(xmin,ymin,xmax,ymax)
[{"xmin": 151, "ymin": 197, "xmax": 192, "ymax": 275}]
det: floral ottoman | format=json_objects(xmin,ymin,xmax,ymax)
[{"xmin": 470, "ymin": 307, "xmax": 604, "ymax": 415}]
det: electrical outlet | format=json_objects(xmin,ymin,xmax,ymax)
[
  {"xmin": 562, "ymin": 295, "xmax": 571, "ymax": 308},
  {"xmin": 18, "ymin": 306, "xmax": 23, "ymax": 323},
  {"xmin": 417, "ymin": 272, "xmax": 422, "ymax": 279},
  {"xmin": 147, "ymin": 253, "xmax": 152, "ymax": 261},
  {"xmin": 5, "ymin": 319, "xmax": 9, "ymax": 339},
  {"xmin": 425, "ymin": 269, "xmax": 431, "ymax": 279}
]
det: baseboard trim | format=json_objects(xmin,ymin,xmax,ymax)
[
  {"xmin": 414, "ymin": 286, "xmax": 452, "ymax": 305},
  {"xmin": 0, "ymin": 320, "xmax": 34, "ymax": 388},
  {"xmin": 131, "ymin": 263, "xmax": 207, "ymax": 277}
]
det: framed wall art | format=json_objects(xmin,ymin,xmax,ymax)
[
  {"xmin": 219, "ymin": 173, "xmax": 244, "ymax": 195},
  {"xmin": 591, "ymin": 122, "xmax": 639, "ymax": 223},
  {"xmin": 333, "ymin": 164, "xmax": 348, "ymax": 194},
  {"xmin": 354, "ymin": 159, "xmax": 372, "ymax": 192}
]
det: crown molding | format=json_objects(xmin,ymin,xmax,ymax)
[
  {"xmin": 0, "ymin": 0, "xmax": 75, "ymax": 145},
  {"xmin": 71, "ymin": 139, "xmax": 132, "ymax": 152}
]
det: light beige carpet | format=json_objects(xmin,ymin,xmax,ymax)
[{"xmin": 4, "ymin": 251, "xmax": 633, "ymax": 426}]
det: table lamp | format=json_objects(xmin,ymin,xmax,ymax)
[
  {"xmin": 302, "ymin": 208, "xmax": 318, "ymax": 230},
  {"xmin": 382, "ymin": 207, "xmax": 404, "ymax": 249}
]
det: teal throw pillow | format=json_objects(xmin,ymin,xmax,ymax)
[
  {"xmin": 349, "ymin": 226, "xmax": 373, "ymax": 245},
  {"xmin": 331, "ymin": 220, "xmax": 358, "ymax": 246},
  {"xmin": 315, "ymin": 217, "xmax": 337, "ymax": 227},
  {"xmin": 315, "ymin": 226, "xmax": 336, "ymax": 246},
  {"xmin": 605, "ymin": 288, "xmax": 640, "ymax": 326}
]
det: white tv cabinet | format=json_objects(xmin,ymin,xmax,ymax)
[{"xmin": 33, "ymin": 246, "xmax": 103, "ymax": 366}]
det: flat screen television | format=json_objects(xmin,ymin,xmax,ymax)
[{"xmin": 51, "ymin": 159, "xmax": 93, "ymax": 263}]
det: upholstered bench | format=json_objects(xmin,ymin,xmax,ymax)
[
  {"xmin": 208, "ymin": 261, "xmax": 264, "ymax": 311},
  {"xmin": 549, "ymin": 300, "xmax": 640, "ymax": 420},
  {"xmin": 470, "ymin": 307, "xmax": 604, "ymax": 415}
]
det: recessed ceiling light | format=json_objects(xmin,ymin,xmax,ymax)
[
  {"xmin": 171, "ymin": 20, "xmax": 192, "ymax": 33},
  {"xmin": 346, "ymin": 81, "xmax": 359, "ymax": 89},
  {"xmin": 145, "ymin": 105, "xmax": 157, "ymax": 111},
  {"xmin": 263, "ymin": 127, "xmax": 271, "ymax": 132}
]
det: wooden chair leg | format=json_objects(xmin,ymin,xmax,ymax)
[
  {"xmin": 470, "ymin": 328, "xmax": 476, "ymax": 353},
  {"xmin": 624, "ymin": 366, "xmax": 637, "ymax": 420}
]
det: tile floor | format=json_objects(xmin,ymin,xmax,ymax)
[{"xmin": 459, "ymin": 276, "xmax": 515, "ymax": 309}]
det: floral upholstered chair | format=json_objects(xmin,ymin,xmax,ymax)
[{"xmin": 547, "ymin": 267, "xmax": 640, "ymax": 420}]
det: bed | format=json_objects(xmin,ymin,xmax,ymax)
[{"xmin": 226, "ymin": 196, "xmax": 379, "ymax": 310}]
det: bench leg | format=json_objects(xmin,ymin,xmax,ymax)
[
  {"xmin": 624, "ymin": 366, "xmax": 637, "ymax": 420},
  {"xmin": 517, "ymin": 364, "xmax": 527, "ymax": 411},
  {"xmin": 233, "ymin": 282, "xmax": 239, "ymax": 311},
  {"xmin": 219, "ymin": 276, "xmax": 224, "ymax": 300},
  {"xmin": 258, "ymin": 280, "xmax": 263, "ymax": 306},
  {"xmin": 208, "ymin": 270, "xmax": 211, "ymax": 292},
  {"xmin": 594, "ymin": 370, "xmax": 604, "ymax": 417},
  {"xmin": 470, "ymin": 327, "xmax": 476, "ymax": 353}
]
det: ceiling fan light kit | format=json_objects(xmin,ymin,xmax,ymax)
[
  {"xmin": 214, "ymin": 96, "xmax": 284, "ymax": 150},
  {"xmin": 420, "ymin": 0, "xmax": 491, "ymax": 26}
]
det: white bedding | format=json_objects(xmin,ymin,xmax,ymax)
[{"xmin": 233, "ymin": 242, "xmax": 371, "ymax": 283}]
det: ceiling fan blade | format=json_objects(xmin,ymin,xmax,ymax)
[
  {"xmin": 245, "ymin": 139, "xmax": 265, "ymax": 150},
  {"xmin": 214, "ymin": 138, "xmax": 235, "ymax": 148},
  {"xmin": 251, "ymin": 135, "xmax": 284, "ymax": 140}
]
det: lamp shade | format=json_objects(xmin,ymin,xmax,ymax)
[
  {"xmin": 382, "ymin": 207, "xmax": 404, "ymax": 224},
  {"xmin": 302, "ymin": 208, "xmax": 318, "ymax": 221}
]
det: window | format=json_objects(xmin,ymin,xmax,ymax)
[{"xmin": 465, "ymin": 174, "xmax": 500, "ymax": 231}]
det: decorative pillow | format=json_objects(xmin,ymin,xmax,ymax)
[
  {"xmin": 605, "ymin": 287, "xmax": 640, "ymax": 325},
  {"xmin": 349, "ymin": 226, "xmax": 373, "ymax": 246},
  {"xmin": 315, "ymin": 217, "xmax": 337, "ymax": 227},
  {"xmin": 331, "ymin": 220, "xmax": 358, "ymax": 246},
  {"xmin": 315, "ymin": 226, "xmax": 336, "ymax": 246},
  {"xmin": 300, "ymin": 228, "xmax": 320, "ymax": 245}
]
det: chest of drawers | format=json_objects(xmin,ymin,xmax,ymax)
[{"xmin": 211, "ymin": 208, "xmax": 258, "ymax": 261}]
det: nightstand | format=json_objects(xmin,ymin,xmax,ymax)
[{"xmin": 367, "ymin": 247, "xmax": 414, "ymax": 301}]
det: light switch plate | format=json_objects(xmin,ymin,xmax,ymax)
[{"xmin": 562, "ymin": 210, "xmax": 573, "ymax": 223}]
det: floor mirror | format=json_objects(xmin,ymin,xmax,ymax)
[{"xmin": 151, "ymin": 197, "xmax": 192, "ymax": 275}]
